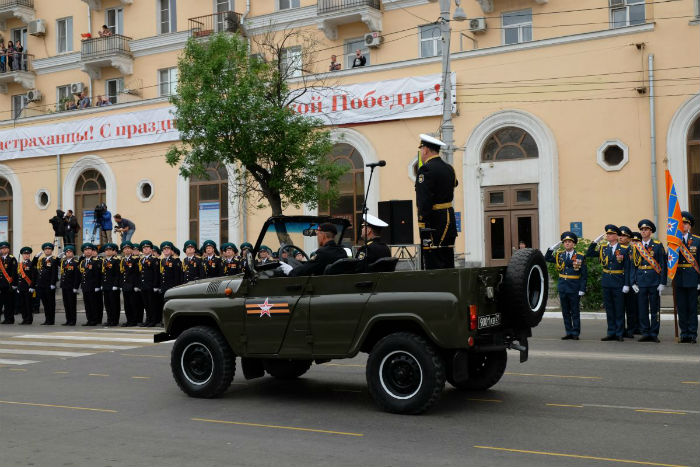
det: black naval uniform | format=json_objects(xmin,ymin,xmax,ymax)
[
  {"xmin": 415, "ymin": 155, "xmax": 458, "ymax": 270},
  {"xmin": 59, "ymin": 257, "xmax": 81, "ymax": 325},
  {"xmin": 102, "ymin": 256, "xmax": 121, "ymax": 326},
  {"xmin": 80, "ymin": 256, "xmax": 103, "ymax": 325},
  {"xmin": 159, "ymin": 255, "xmax": 183, "ymax": 324},
  {"xmin": 356, "ymin": 238, "xmax": 391, "ymax": 266},
  {"xmin": 675, "ymin": 232, "xmax": 700, "ymax": 342},
  {"xmin": 223, "ymin": 257, "xmax": 241, "ymax": 276},
  {"xmin": 139, "ymin": 254, "xmax": 161, "ymax": 326},
  {"xmin": 183, "ymin": 255, "xmax": 204, "ymax": 282},
  {"xmin": 16, "ymin": 258, "xmax": 36, "ymax": 324},
  {"xmin": 35, "ymin": 255, "xmax": 59, "ymax": 325},
  {"xmin": 0, "ymin": 254, "xmax": 18, "ymax": 323},
  {"xmin": 202, "ymin": 255, "xmax": 223, "ymax": 278},
  {"xmin": 121, "ymin": 253, "xmax": 142, "ymax": 325}
]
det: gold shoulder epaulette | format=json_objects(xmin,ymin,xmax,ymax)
[{"xmin": 653, "ymin": 240, "xmax": 661, "ymax": 244}]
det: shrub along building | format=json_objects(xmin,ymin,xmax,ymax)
[{"xmin": 0, "ymin": 0, "xmax": 698, "ymax": 267}]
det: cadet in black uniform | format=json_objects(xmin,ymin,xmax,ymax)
[
  {"xmin": 59, "ymin": 245, "xmax": 81, "ymax": 326},
  {"xmin": 101, "ymin": 243, "xmax": 121, "ymax": 326},
  {"xmin": 35, "ymin": 242, "xmax": 59, "ymax": 325},
  {"xmin": 0, "ymin": 240, "xmax": 18, "ymax": 324},
  {"xmin": 159, "ymin": 241, "xmax": 183, "ymax": 325},
  {"xmin": 201, "ymin": 240, "xmax": 223, "ymax": 278},
  {"xmin": 356, "ymin": 213, "xmax": 391, "ymax": 266},
  {"xmin": 618, "ymin": 226, "xmax": 639, "ymax": 337},
  {"xmin": 16, "ymin": 247, "xmax": 35, "ymax": 325},
  {"xmin": 221, "ymin": 243, "xmax": 241, "ymax": 275},
  {"xmin": 415, "ymin": 134, "xmax": 458, "ymax": 270},
  {"xmin": 79, "ymin": 243, "xmax": 103, "ymax": 326},
  {"xmin": 120, "ymin": 241, "xmax": 141, "ymax": 326},
  {"xmin": 182, "ymin": 240, "xmax": 204, "ymax": 283},
  {"xmin": 138, "ymin": 240, "xmax": 161, "ymax": 327},
  {"xmin": 675, "ymin": 212, "xmax": 699, "ymax": 343}
]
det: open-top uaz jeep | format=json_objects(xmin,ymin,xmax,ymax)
[{"xmin": 155, "ymin": 216, "xmax": 548, "ymax": 414}]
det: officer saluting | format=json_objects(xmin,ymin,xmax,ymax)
[
  {"xmin": 356, "ymin": 214, "xmax": 391, "ymax": 265},
  {"xmin": 631, "ymin": 219, "xmax": 666, "ymax": 342},
  {"xmin": 415, "ymin": 134, "xmax": 458, "ymax": 270},
  {"xmin": 674, "ymin": 212, "xmax": 699, "ymax": 343},
  {"xmin": 545, "ymin": 231, "xmax": 587, "ymax": 340}
]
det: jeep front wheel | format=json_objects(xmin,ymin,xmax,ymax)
[
  {"xmin": 171, "ymin": 326, "xmax": 235, "ymax": 398},
  {"xmin": 449, "ymin": 350, "xmax": 507, "ymax": 391},
  {"xmin": 366, "ymin": 332, "xmax": 445, "ymax": 414},
  {"xmin": 265, "ymin": 359, "xmax": 312, "ymax": 380}
]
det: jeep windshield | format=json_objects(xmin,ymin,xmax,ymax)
[{"xmin": 253, "ymin": 216, "xmax": 351, "ymax": 258}]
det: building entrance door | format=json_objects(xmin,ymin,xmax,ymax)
[{"xmin": 483, "ymin": 184, "xmax": 538, "ymax": 267}]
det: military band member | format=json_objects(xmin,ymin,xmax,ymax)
[
  {"xmin": 545, "ymin": 231, "xmax": 587, "ymax": 340},
  {"xmin": 221, "ymin": 243, "xmax": 241, "ymax": 275},
  {"xmin": 618, "ymin": 226, "xmax": 640, "ymax": 337},
  {"xmin": 630, "ymin": 219, "xmax": 667, "ymax": 342},
  {"xmin": 120, "ymin": 241, "xmax": 141, "ymax": 326},
  {"xmin": 139, "ymin": 240, "xmax": 161, "ymax": 327},
  {"xmin": 159, "ymin": 241, "xmax": 183, "ymax": 325},
  {"xmin": 101, "ymin": 243, "xmax": 121, "ymax": 326},
  {"xmin": 201, "ymin": 240, "xmax": 223, "ymax": 278},
  {"xmin": 675, "ymin": 212, "xmax": 699, "ymax": 343},
  {"xmin": 34, "ymin": 242, "xmax": 58, "ymax": 325},
  {"xmin": 182, "ymin": 240, "xmax": 203, "ymax": 283},
  {"xmin": 587, "ymin": 225, "xmax": 629, "ymax": 341},
  {"xmin": 59, "ymin": 245, "xmax": 80, "ymax": 326},
  {"xmin": 356, "ymin": 214, "xmax": 391, "ymax": 266},
  {"xmin": 16, "ymin": 247, "xmax": 35, "ymax": 325},
  {"xmin": 415, "ymin": 134, "xmax": 458, "ymax": 270},
  {"xmin": 79, "ymin": 243, "xmax": 103, "ymax": 326},
  {"xmin": 0, "ymin": 241, "xmax": 18, "ymax": 324}
]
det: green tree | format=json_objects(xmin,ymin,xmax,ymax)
[
  {"xmin": 165, "ymin": 32, "xmax": 345, "ymax": 216},
  {"xmin": 547, "ymin": 238, "xmax": 604, "ymax": 311}
]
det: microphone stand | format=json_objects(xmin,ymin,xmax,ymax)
[{"xmin": 361, "ymin": 164, "xmax": 380, "ymax": 272}]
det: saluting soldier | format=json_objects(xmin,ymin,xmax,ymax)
[
  {"xmin": 257, "ymin": 245, "xmax": 273, "ymax": 265},
  {"xmin": 138, "ymin": 240, "xmax": 161, "ymax": 327},
  {"xmin": 630, "ymin": 219, "xmax": 667, "ymax": 343},
  {"xmin": 618, "ymin": 226, "xmax": 640, "ymax": 338},
  {"xmin": 182, "ymin": 240, "xmax": 203, "ymax": 283},
  {"xmin": 120, "ymin": 241, "xmax": 141, "ymax": 326},
  {"xmin": 159, "ymin": 241, "xmax": 183, "ymax": 325},
  {"xmin": 59, "ymin": 245, "xmax": 81, "ymax": 326},
  {"xmin": 356, "ymin": 213, "xmax": 391, "ymax": 267},
  {"xmin": 79, "ymin": 243, "xmax": 103, "ymax": 326},
  {"xmin": 35, "ymin": 242, "xmax": 59, "ymax": 325},
  {"xmin": 101, "ymin": 243, "xmax": 121, "ymax": 326},
  {"xmin": 0, "ymin": 241, "xmax": 18, "ymax": 324},
  {"xmin": 16, "ymin": 247, "xmax": 36, "ymax": 325},
  {"xmin": 201, "ymin": 240, "xmax": 223, "ymax": 278},
  {"xmin": 545, "ymin": 231, "xmax": 587, "ymax": 340},
  {"xmin": 674, "ymin": 212, "xmax": 699, "ymax": 343},
  {"xmin": 415, "ymin": 134, "xmax": 458, "ymax": 270},
  {"xmin": 221, "ymin": 243, "xmax": 241, "ymax": 275},
  {"xmin": 586, "ymin": 225, "xmax": 630, "ymax": 341}
]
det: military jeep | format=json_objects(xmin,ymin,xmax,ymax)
[{"xmin": 155, "ymin": 216, "xmax": 547, "ymax": 414}]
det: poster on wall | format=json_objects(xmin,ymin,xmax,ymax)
[
  {"xmin": 83, "ymin": 211, "xmax": 99, "ymax": 244},
  {"xmin": 198, "ymin": 202, "xmax": 220, "ymax": 246},
  {"xmin": 0, "ymin": 216, "xmax": 8, "ymax": 242}
]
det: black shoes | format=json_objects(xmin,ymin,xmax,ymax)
[
  {"xmin": 616, "ymin": 336, "xmax": 624, "ymax": 342},
  {"xmin": 680, "ymin": 337, "xmax": 690, "ymax": 343},
  {"xmin": 19, "ymin": 321, "xmax": 31, "ymax": 325},
  {"xmin": 638, "ymin": 335, "xmax": 652, "ymax": 342},
  {"xmin": 0, "ymin": 320, "xmax": 13, "ymax": 325},
  {"xmin": 562, "ymin": 335, "xmax": 580, "ymax": 340},
  {"xmin": 61, "ymin": 322, "xmax": 75, "ymax": 326},
  {"xmin": 601, "ymin": 335, "xmax": 617, "ymax": 341},
  {"xmin": 41, "ymin": 322, "xmax": 54, "ymax": 325}
]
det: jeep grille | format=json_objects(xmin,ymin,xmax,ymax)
[{"xmin": 206, "ymin": 281, "xmax": 221, "ymax": 295}]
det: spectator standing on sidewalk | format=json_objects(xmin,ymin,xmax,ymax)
[
  {"xmin": 113, "ymin": 214, "xmax": 136, "ymax": 243},
  {"xmin": 63, "ymin": 209, "xmax": 80, "ymax": 247}
]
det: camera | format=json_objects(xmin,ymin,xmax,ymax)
[{"xmin": 94, "ymin": 203, "xmax": 106, "ymax": 221}]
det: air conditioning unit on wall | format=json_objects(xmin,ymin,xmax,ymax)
[
  {"xmin": 71, "ymin": 82, "xmax": 84, "ymax": 94},
  {"xmin": 469, "ymin": 17, "xmax": 487, "ymax": 33},
  {"xmin": 26, "ymin": 89, "xmax": 42, "ymax": 102},
  {"xmin": 364, "ymin": 32, "xmax": 383, "ymax": 48},
  {"xmin": 28, "ymin": 19, "xmax": 46, "ymax": 36}
]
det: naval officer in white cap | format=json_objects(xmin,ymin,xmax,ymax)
[
  {"xmin": 356, "ymin": 213, "xmax": 391, "ymax": 265},
  {"xmin": 415, "ymin": 133, "xmax": 458, "ymax": 269}
]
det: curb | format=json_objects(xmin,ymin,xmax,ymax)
[{"xmin": 543, "ymin": 311, "xmax": 677, "ymax": 321}]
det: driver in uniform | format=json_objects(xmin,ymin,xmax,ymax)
[{"xmin": 286, "ymin": 223, "xmax": 347, "ymax": 277}]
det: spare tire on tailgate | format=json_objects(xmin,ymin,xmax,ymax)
[{"xmin": 501, "ymin": 248, "xmax": 548, "ymax": 328}]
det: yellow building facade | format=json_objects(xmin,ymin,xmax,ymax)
[{"xmin": 0, "ymin": 0, "xmax": 698, "ymax": 267}]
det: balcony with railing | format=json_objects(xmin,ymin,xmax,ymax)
[
  {"xmin": 474, "ymin": 0, "xmax": 547, "ymax": 14},
  {"xmin": 80, "ymin": 34, "xmax": 133, "ymax": 78},
  {"xmin": 0, "ymin": 0, "xmax": 35, "ymax": 29},
  {"xmin": 316, "ymin": 0, "xmax": 382, "ymax": 41},
  {"xmin": 188, "ymin": 11, "xmax": 244, "ymax": 38},
  {"xmin": 0, "ymin": 52, "xmax": 35, "ymax": 94},
  {"xmin": 80, "ymin": 0, "xmax": 132, "ymax": 11}
]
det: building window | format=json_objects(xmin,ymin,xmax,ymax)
[
  {"xmin": 189, "ymin": 164, "xmax": 229, "ymax": 246},
  {"xmin": 11, "ymin": 27, "xmax": 27, "ymax": 51},
  {"xmin": 159, "ymin": 67, "xmax": 178, "ymax": 96},
  {"xmin": 137, "ymin": 179, "xmax": 154, "ymax": 202},
  {"xmin": 105, "ymin": 7, "xmax": 124, "ymax": 35},
  {"xmin": 344, "ymin": 37, "xmax": 370, "ymax": 69},
  {"xmin": 610, "ymin": 0, "xmax": 645, "ymax": 28},
  {"xmin": 159, "ymin": 0, "xmax": 177, "ymax": 34},
  {"xmin": 597, "ymin": 139, "xmax": 629, "ymax": 171},
  {"xmin": 105, "ymin": 78, "xmax": 124, "ymax": 104},
  {"xmin": 74, "ymin": 169, "xmax": 106, "ymax": 248},
  {"xmin": 0, "ymin": 177, "xmax": 13, "ymax": 246},
  {"xmin": 502, "ymin": 9, "xmax": 532, "ymax": 45},
  {"xmin": 419, "ymin": 24, "xmax": 442, "ymax": 58},
  {"xmin": 279, "ymin": 0, "xmax": 300, "ymax": 10},
  {"xmin": 481, "ymin": 127, "xmax": 539, "ymax": 162},
  {"xmin": 57, "ymin": 84, "xmax": 72, "ymax": 111},
  {"xmin": 688, "ymin": 117, "xmax": 700, "ymax": 223},
  {"xmin": 11, "ymin": 94, "xmax": 26, "ymax": 119},
  {"xmin": 281, "ymin": 46, "xmax": 302, "ymax": 78},
  {"xmin": 57, "ymin": 17, "xmax": 73, "ymax": 53},
  {"xmin": 35, "ymin": 189, "xmax": 50, "ymax": 210}
]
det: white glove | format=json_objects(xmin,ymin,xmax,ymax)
[
  {"xmin": 11, "ymin": 286, "xmax": 16, "ymax": 291},
  {"xmin": 622, "ymin": 286, "xmax": 630, "ymax": 293},
  {"xmin": 632, "ymin": 284, "xmax": 640, "ymax": 293},
  {"xmin": 112, "ymin": 286, "xmax": 118, "ymax": 291},
  {"xmin": 72, "ymin": 288, "xmax": 78, "ymax": 293},
  {"xmin": 578, "ymin": 291, "xmax": 585, "ymax": 296},
  {"xmin": 34, "ymin": 252, "xmax": 42, "ymax": 258},
  {"xmin": 594, "ymin": 233, "xmax": 605, "ymax": 243},
  {"xmin": 134, "ymin": 287, "xmax": 141, "ymax": 292},
  {"xmin": 154, "ymin": 288, "xmax": 160, "ymax": 293},
  {"xmin": 50, "ymin": 285, "xmax": 55, "ymax": 290},
  {"xmin": 697, "ymin": 284, "xmax": 700, "ymax": 291},
  {"xmin": 657, "ymin": 284, "xmax": 665, "ymax": 295},
  {"xmin": 277, "ymin": 262, "xmax": 294, "ymax": 275},
  {"xmin": 94, "ymin": 287, "xmax": 100, "ymax": 292},
  {"xmin": 28, "ymin": 288, "xmax": 34, "ymax": 293},
  {"xmin": 549, "ymin": 241, "xmax": 562, "ymax": 250}
]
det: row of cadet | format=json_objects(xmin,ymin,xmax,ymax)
[
  {"xmin": 545, "ymin": 215, "xmax": 699, "ymax": 344},
  {"xmin": 0, "ymin": 239, "xmax": 271, "ymax": 328}
]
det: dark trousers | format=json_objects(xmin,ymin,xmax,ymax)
[
  {"xmin": 38, "ymin": 287, "xmax": 56, "ymax": 324},
  {"xmin": 624, "ymin": 290, "xmax": 639, "ymax": 335},
  {"xmin": 62, "ymin": 287, "xmax": 77, "ymax": 324},
  {"xmin": 103, "ymin": 289, "xmax": 121, "ymax": 324},
  {"xmin": 17, "ymin": 290, "xmax": 32, "ymax": 324},
  {"xmin": 133, "ymin": 291, "xmax": 144, "ymax": 324},
  {"xmin": 638, "ymin": 286, "xmax": 661, "ymax": 337},
  {"xmin": 423, "ymin": 247, "xmax": 455, "ymax": 270},
  {"xmin": 141, "ymin": 289, "xmax": 158, "ymax": 324},
  {"xmin": 602, "ymin": 287, "xmax": 625, "ymax": 337},
  {"xmin": 123, "ymin": 289, "xmax": 137, "ymax": 324},
  {"xmin": 0, "ymin": 287, "xmax": 14, "ymax": 323},
  {"xmin": 83, "ymin": 289, "xmax": 104, "ymax": 324},
  {"xmin": 559, "ymin": 291, "xmax": 581, "ymax": 336},
  {"xmin": 63, "ymin": 231, "xmax": 76, "ymax": 247},
  {"xmin": 676, "ymin": 286, "xmax": 699, "ymax": 339}
]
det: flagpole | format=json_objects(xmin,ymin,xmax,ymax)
[{"xmin": 672, "ymin": 277, "xmax": 679, "ymax": 342}]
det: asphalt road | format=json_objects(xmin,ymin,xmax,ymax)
[{"xmin": 0, "ymin": 316, "xmax": 698, "ymax": 467}]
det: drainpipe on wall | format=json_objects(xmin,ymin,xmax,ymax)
[
  {"xmin": 240, "ymin": 0, "xmax": 251, "ymax": 243},
  {"xmin": 56, "ymin": 154, "xmax": 61, "ymax": 210},
  {"xmin": 649, "ymin": 54, "xmax": 660, "ymax": 237},
  {"xmin": 87, "ymin": 6, "xmax": 93, "ymax": 103}
]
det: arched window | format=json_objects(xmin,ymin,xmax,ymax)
[
  {"xmin": 319, "ymin": 143, "xmax": 365, "ymax": 244},
  {"xmin": 0, "ymin": 177, "xmax": 13, "ymax": 246},
  {"xmin": 481, "ymin": 126, "xmax": 539, "ymax": 162},
  {"xmin": 687, "ymin": 116, "xmax": 700, "ymax": 223},
  {"xmin": 75, "ymin": 169, "xmax": 106, "ymax": 249},
  {"xmin": 189, "ymin": 163, "xmax": 229, "ymax": 246}
]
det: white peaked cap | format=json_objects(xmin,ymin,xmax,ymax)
[
  {"xmin": 363, "ymin": 213, "xmax": 389, "ymax": 228},
  {"xmin": 419, "ymin": 133, "xmax": 446, "ymax": 147}
]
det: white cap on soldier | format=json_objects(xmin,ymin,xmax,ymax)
[
  {"xmin": 363, "ymin": 213, "xmax": 388, "ymax": 228},
  {"xmin": 419, "ymin": 133, "xmax": 446, "ymax": 148}
]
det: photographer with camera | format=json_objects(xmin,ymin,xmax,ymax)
[
  {"xmin": 48, "ymin": 209, "xmax": 66, "ymax": 253},
  {"xmin": 92, "ymin": 203, "xmax": 113, "ymax": 246},
  {"xmin": 113, "ymin": 214, "xmax": 136, "ymax": 243}
]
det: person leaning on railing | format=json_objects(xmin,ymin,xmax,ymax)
[{"xmin": 0, "ymin": 39, "xmax": 5, "ymax": 73}]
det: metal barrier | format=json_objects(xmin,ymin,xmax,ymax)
[
  {"xmin": 189, "ymin": 11, "xmax": 242, "ymax": 38},
  {"xmin": 81, "ymin": 34, "xmax": 132, "ymax": 61},
  {"xmin": 318, "ymin": 0, "xmax": 381, "ymax": 15}
]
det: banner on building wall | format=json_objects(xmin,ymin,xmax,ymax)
[
  {"xmin": 0, "ymin": 106, "xmax": 179, "ymax": 161},
  {"xmin": 198, "ymin": 202, "xmax": 220, "ymax": 246},
  {"xmin": 287, "ymin": 73, "xmax": 457, "ymax": 125},
  {"xmin": 83, "ymin": 211, "xmax": 99, "ymax": 244},
  {"xmin": 0, "ymin": 216, "xmax": 8, "ymax": 242}
]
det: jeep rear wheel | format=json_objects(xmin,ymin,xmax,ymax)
[
  {"xmin": 171, "ymin": 326, "xmax": 235, "ymax": 398},
  {"xmin": 265, "ymin": 359, "xmax": 312, "ymax": 380},
  {"xmin": 366, "ymin": 332, "xmax": 445, "ymax": 414},
  {"xmin": 502, "ymin": 248, "xmax": 548, "ymax": 328},
  {"xmin": 449, "ymin": 350, "xmax": 507, "ymax": 391}
]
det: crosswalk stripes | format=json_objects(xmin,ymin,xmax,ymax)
[{"xmin": 0, "ymin": 329, "xmax": 163, "ymax": 367}]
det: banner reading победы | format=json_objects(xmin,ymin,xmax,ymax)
[{"xmin": 0, "ymin": 106, "xmax": 180, "ymax": 161}]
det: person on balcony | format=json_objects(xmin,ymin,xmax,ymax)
[
  {"xmin": 0, "ymin": 39, "xmax": 6, "ymax": 73},
  {"xmin": 14, "ymin": 41, "xmax": 23, "ymax": 71},
  {"xmin": 78, "ymin": 91, "xmax": 91, "ymax": 109},
  {"xmin": 6, "ymin": 41, "xmax": 14, "ymax": 71},
  {"xmin": 99, "ymin": 25, "xmax": 112, "ymax": 37}
]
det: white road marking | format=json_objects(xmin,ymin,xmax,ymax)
[
  {"xmin": 0, "ymin": 349, "xmax": 94, "ymax": 357},
  {"xmin": 13, "ymin": 334, "xmax": 154, "ymax": 343},
  {"xmin": 0, "ymin": 340, "xmax": 137, "ymax": 350},
  {"xmin": 0, "ymin": 358, "xmax": 39, "ymax": 365},
  {"xmin": 529, "ymin": 350, "xmax": 700, "ymax": 364},
  {"xmin": 584, "ymin": 403, "xmax": 700, "ymax": 415}
]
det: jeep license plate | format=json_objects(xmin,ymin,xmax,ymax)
[{"xmin": 478, "ymin": 313, "xmax": 501, "ymax": 329}]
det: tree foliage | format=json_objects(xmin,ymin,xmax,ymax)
[
  {"xmin": 165, "ymin": 32, "xmax": 345, "ymax": 216},
  {"xmin": 547, "ymin": 238, "xmax": 604, "ymax": 311}
]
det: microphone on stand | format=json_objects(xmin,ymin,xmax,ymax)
[{"xmin": 366, "ymin": 160, "xmax": 386, "ymax": 168}]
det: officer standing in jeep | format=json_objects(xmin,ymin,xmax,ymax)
[{"xmin": 415, "ymin": 134, "xmax": 458, "ymax": 270}]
